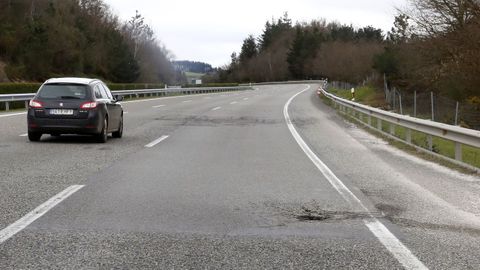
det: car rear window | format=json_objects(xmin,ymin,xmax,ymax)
[{"xmin": 38, "ymin": 84, "xmax": 88, "ymax": 99}]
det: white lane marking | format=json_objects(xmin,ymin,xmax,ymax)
[
  {"xmin": 145, "ymin": 135, "xmax": 169, "ymax": 148},
  {"xmin": 0, "ymin": 112, "xmax": 27, "ymax": 118},
  {"xmin": 243, "ymin": 98, "xmax": 249, "ymax": 101},
  {"xmin": 124, "ymin": 111, "xmax": 129, "ymax": 114},
  {"xmin": 182, "ymin": 100, "xmax": 192, "ymax": 103},
  {"xmin": 284, "ymin": 85, "xmax": 428, "ymax": 270},
  {"xmin": 121, "ymin": 91, "xmax": 221, "ymax": 104},
  {"xmin": 212, "ymin": 107, "xmax": 222, "ymax": 111},
  {"xmin": 19, "ymin": 133, "xmax": 28, "ymax": 137},
  {"xmin": 0, "ymin": 185, "xmax": 85, "ymax": 244},
  {"xmin": 152, "ymin": 105, "xmax": 166, "ymax": 108},
  {"xmin": 230, "ymin": 101, "xmax": 238, "ymax": 105}
]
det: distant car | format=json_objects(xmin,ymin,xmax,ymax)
[{"xmin": 27, "ymin": 77, "xmax": 124, "ymax": 143}]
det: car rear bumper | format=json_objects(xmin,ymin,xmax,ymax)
[{"xmin": 27, "ymin": 109, "xmax": 102, "ymax": 134}]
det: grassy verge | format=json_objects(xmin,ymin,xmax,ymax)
[
  {"xmin": 328, "ymin": 86, "xmax": 388, "ymax": 108},
  {"xmin": 324, "ymin": 96, "xmax": 479, "ymax": 173}
]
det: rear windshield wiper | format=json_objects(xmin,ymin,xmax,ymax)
[{"xmin": 59, "ymin": 96, "xmax": 82, "ymax": 99}]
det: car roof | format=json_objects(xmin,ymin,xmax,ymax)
[{"xmin": 44, "ymin": 77, "xmax": 100, "ymax": 85}]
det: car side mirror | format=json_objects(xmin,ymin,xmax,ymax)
[{"xmin": 114, "ymin": 95, "xmax": 124, "ymax": 102}]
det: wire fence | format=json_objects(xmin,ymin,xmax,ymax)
[
  {"xmin": 386, "ymin": 87, "xmax": 480, "ymax": 130},
  {"xmin": 328, "ymin": 77, "xmax": 480, "ymax": 131}
]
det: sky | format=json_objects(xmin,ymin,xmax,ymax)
[{"xmin": 104, "ymin": 0, "xmax": 409, "ymax": 67}]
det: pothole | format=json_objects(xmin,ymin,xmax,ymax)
[{"xmin": 295, "ymin": 206, "xmax": 379, "ymax": 222}]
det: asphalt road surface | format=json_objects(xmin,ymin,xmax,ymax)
[{"xmin": 1, "ymin": 84, "xmax": 479, "ymax": 269}]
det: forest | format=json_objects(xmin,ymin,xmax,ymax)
[
  {"xmin": 0, "ymin": 0, "xmax": 180, "ymax": 84},
  {"xmin": 209, "ymin": 0, "xmax": 480, "ymax": 101}
]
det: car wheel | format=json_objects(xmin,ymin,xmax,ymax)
[
  {"xmin": 28, "ymin": 131, "xmax": 42, "ymax": 142},
  {"xmin": 96, "ymin": 118, "xmax": 108, "ymax": 143},
  {"xmin": 112, "ymin": 115, "xmax": 123, "ymax": 138}
]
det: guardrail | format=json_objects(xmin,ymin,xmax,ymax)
[
  {"xmin": 321, "ymin": 88, "xmax": 480, "ymax": 172},
  {"xmin": 0, "ymin": 86, "xmax": 252, "ymax": 111},
  {"xmin": 240, "ymin": 80, "xmax": 324, "ymax": 86}
]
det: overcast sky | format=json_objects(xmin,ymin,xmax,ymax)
[{"xmin": 104, "ymin": 0, "xmax": 409, "ymax": 67}]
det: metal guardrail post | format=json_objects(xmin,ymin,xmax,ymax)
[
  {"xmin": 455, "ymin": 142, "xmax": 462, "ymax": 161},
  {"xmin": 406, "ymin": 129, "xmax": 412, "ymax": 144},
  {"xmin": 5, "ymin": 101, "xmax": 9, "ymax": 111},
  {"xmin": 427, "ymin": 135, "xmax": 433, "ymax": 151},
  {"xmin": 389, "ymin": 123, "xmax": 395, "ymax": 135}
]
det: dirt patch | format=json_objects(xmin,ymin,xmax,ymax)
[{"xmin": 154, "ymin": 115, "xmax": 281, "ymax": 127}]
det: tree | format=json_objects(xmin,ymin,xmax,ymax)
[{"xmin": 239, "ymin": 35, "xmax": 257, "ymax": 64}]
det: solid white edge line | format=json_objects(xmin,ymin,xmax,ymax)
[
  {"xmin": 145, "ymin": 135, "xmax": 169, "ymax": 148},
  {"xmin": 152, "ymin": 105, "xmax": 166, "ymax": 108},
  {"xmin": 0, "ymin": 185, "xmax": 85, "ymax": 244},
  {"xmin": 212, "ymin": 107, "xmax": 221, "ymax": 111},
  {"xmin": 0, "ymin": 112, "xmax": 27, "ymax": 118},
  {"xmin": 284, "ymin": 85, "xmax": 428, "ymax": 270}
]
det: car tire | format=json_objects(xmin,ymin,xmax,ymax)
[
  {"xmin": 96, "ymin": 118, "xmax": 108, "ymax": 143},
  {"xmin": 112, "ymin": 115, "xmax": 123, "ymax": 138},
  {"xmin": 28, "ymin": 131, "xmax": 42, "ymax": 142}
]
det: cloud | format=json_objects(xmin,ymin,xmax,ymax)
[{"xmin": 105, "ymin": 0, "xmax": 408, "ymax": 67}]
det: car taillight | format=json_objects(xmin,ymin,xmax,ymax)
[
  {"xmin": 80, "ymin": 101, "xmax": 97, "ymax": 110},
  {"xmin": 29, "ymin": 100, "xmax": 43, "ymax": 108}
]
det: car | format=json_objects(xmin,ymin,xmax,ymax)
[{"xmin": 27, "ymin": 77, "xmax": 124, "ymax": 143}]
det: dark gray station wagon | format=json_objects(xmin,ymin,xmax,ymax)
[{"xmin": 27, "ymin": 77, "xmax": 124, "ymax": 143}]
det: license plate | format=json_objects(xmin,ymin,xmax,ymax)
[{"xmin": 50, "ymin": 109, "xmax": 74, "ymax": 115}]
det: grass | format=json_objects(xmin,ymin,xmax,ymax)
[{"xmin": 328, "ymin": 86, "xmax": 387, "ymax": 107}]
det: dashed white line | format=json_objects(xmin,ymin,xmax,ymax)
[
  {"xmin": 152, "ymin": 105, "xmax": 166, "ymax": 108},
  {"xmin": 0, "ymin": 112, "xmax": 27, "ymax": 118},
  {"xmin": 212, "ymin": 107, "xmax": 222, "ymax": 111},
  {"xmin": 243, "ymin": 98, "xmax": 249, "ymax": 101},
  {"xmin": 182, "ymin": 100, "xmax": 192, "ymax": 103},
  {"xmin": 230, "ymin": 101, "xmax": 238, "ymax": 105},
  {"xmin": 19, "ymin": 133, "xmax": 28, "ymax": 137},
  {"xmin": 284, "ymin": 85, "xmax": 428, "ymax": 270},
  {"xmin": 145, "ymin": 135, "xmax": 169, "ymax": 148},
  {"xmin": 0, "ymin": 185, "xmax": 85, "ymax": 244}
]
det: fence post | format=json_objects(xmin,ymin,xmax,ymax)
[
  {"xmin": 5, "ymin": 101, "xmax": 9, "ymax": 111},
  {"xmin": 454, "ymin": 101, "xmax": 459, "ymax": 125},
  {"xmin": 392, "ymin": 89, "xmax": 396, "ymax": 111},
  {"xmin": 377, "ymin": 118, "xmax": 382, "ymax": 131},
  {"xmin": 414, "ymin": 91, "xmax": 417, "ymax": 117},
  {"xmin": 431, "ymin": 92, "xmax": 435, "ymax": 121},
  {"xmin": 406, "ymin": 129, "xmax": 412, "ymax": 144},
  {"xmin": 398, "ymin": 90, "xmax": 403, "ymax": 115}
]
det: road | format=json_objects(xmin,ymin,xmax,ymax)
[{"xmin": 1, "ymin": 84, "xmax": 479, "ymax": 269}]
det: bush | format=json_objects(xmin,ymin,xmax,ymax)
[{"xmin": 0, "ymin": 83, "xmax": 42, "ymax": 94}]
